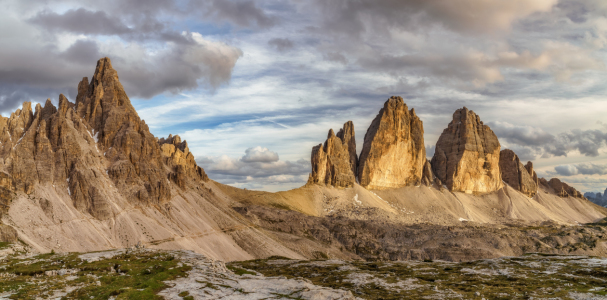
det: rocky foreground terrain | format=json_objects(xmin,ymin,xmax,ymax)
[{"xmin": 1, "ymin": 238, "xmax": 607, "ymax": 299}]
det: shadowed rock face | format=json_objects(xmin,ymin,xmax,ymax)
[
  {"xmin": 308, "ymin": 121, "xmax": 357, "ymax": 188},
  {"xmin": 358, "ymin": 96, "xmax": 425, "ymax": 190},
  {"xmin": 499, "ymin": 149, "xmax": 537, "ymax": 198},
  {"xmin": 431, "ymin": 107, "xmax": 502, "ymax": 194}
]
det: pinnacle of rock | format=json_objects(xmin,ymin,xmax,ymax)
[
  {"xmin": 308, "ymin": 121, "xmax": 358, "ymax": 188},
  {"xmin": 431, "ymin": 107, "xmax": 502, "ymax": 194},
  {"xmin": 358, "ymin": 96, "xmax": 426, "ymax": 189},
  {"xmin": 499, "ymin": 149, "xmax": 537, "ymax": 197}
]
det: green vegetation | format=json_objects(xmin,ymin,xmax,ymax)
[
  {"xmin": 0, "ymin": 241, "xmax": 10, "ymax": 250},
  {"xmin": 0, "ymin": 249, "xmax": 191, "ymax": 300},
  {"xmin": 226, "ymin": 265, "xmax": 256, "ymax": 276},
  {"xmin": 229, "ymin": 254, "xmax": 607, "ymax": 299}
]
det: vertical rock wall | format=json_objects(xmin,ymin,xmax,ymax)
[
  {"xmin": 358, "ymin": 96, "xmax": 426, "ymax": 190},
  {"xmin": 431, "ymin": 107, "xmax": 502, "ymax": 194}
]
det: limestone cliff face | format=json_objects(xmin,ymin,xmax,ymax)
[
  {"xmin": 499, "ymin": 149, "xmax": 537, "ymax": 197},
  {"xmin": 0, "ymin": 57, "xmax": 209, "ymax": 221},
  {"xmin": 431, "ymin": 107, "xmax": 502, "ymax": 194},
  {"xmin": 358, "ymin": 96, "xmax": 426, "ymax": 190},
  {"xmin": 308, "ymin": 121, "xmax": 357, "ymax": 188}
]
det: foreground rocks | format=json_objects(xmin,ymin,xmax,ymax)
[
  {"xmin": 431, "ymin": 107, "xmax": 502, "ymax": 194},
  {"xmin": 499, "ymin": 149, "xmax": 538, "ymax": 197},
  {"xmin": 160, "ymin": 250, "xmax": 357, "ymax": 300},
  {"xmin": 233, "ymin": 254, "xmax": 607, "ymax": 299},
  {"xmin": 357, "ymin": 96, "xmax": 426, "ymax": 189},
  {"xmin": 308, "ymin": 121, "xmax": 358, "ymax": 188}
]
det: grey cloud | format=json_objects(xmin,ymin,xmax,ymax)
[
  {"xmin": 307, "ymin": 0, "xmax": 557, "ymax": 37},
  {"xmin": 489, "ymin": 121, "xmax": 607, "ymax": 160},
  {"xmin": 323, "ymin": 52, "xmax": 348, "ymax": 65},
  {"xmin": 204, "ymin": 0, "xmax": 277, "ymax": 29},
  {"xmin": 28, "ymin": 7, "xmax": 193, "ymax": 44},
  {"xmin": 196, "ymin": 150, "xmax": 309, "ymax": 179},
  {"xmin": 425, "ymin": 145, "xmax": 435, "ymax": 158},
  {"xmin": 268, "ymin": 38, "xmax": 294, "ymax": 52},
  {"xmin": 114, "ymin": 35, "xmax": 243, "ymax": 98},
  {"xmin": 555, "ymin": 163, "xmax": 607, "ymax": 176},
  {"xmin": 489, "ymin": 121, "xmax": 556, "ymax": 147},
  {"xmin": 29, "ymin": 8, "xmax": 131, "ymax": 35},
  {"xmin": 60, "ymin": 40, "xmax": 102, "ymax": 64},
  {"xmin": 241, "ymin": 146, "xmax": 279, "ymax": 163}
]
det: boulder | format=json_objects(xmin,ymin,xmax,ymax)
[
  {"xmin": 499, "ymin": 149, "xmax": 537, "ymax": 197},
  {"xmin": 308, "ymin": 121, "xmax": 357, "ymax": 188},
  {"xmin": 358, "ymin": 96, "xmax": 425, "ymax": 189},
  {"xmin": 431, "ymin": 107, "xmax": 502, "ymax": 193}
]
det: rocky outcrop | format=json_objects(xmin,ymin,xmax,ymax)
[
  {"xmin": 499, "ymin": 149, "xmax": 537, "ymax": 197},
  {"xmin": 540, "ymin": 178, "xmax": 585, "ymax": 199},
  {"xmin": 308, "ymin": 122, "xmax": 357, "ymax": 188},
  {"xmin": 159, "ymin": 134, "xmax": 209, "ymax": 189},
  {"xmin": 431, "ymin": 107, "xmax": 502, "ymax": 194},
  {"xmin": 358, "ymin": 96, "xmax": 425, "ymax": 189}
]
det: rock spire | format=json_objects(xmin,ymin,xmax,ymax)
[
  {"xmin": 431, "ymin": 107, "xmax": 502, "ymax": 194},
  {"xmin": 308, "ymin": 121, "xmax": 358, "ymax": 188},
  {"xmin": 358, "ymin": 96, "xmax": 426, "ymax": 189}
]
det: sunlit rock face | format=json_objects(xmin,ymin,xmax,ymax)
[
  {"xmin": 431, "ymin": 107, "xmax": 502, "ymax": 194},
  {"xmin": 308, "ymin": 121, "xmax": 358, "ymax": 188},
  {"xmin": 358, "ymin": 96, "xmax": 426, "ymax": 190}
]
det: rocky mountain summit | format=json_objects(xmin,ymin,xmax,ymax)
[{"xmin": 431, "ymin": 107, "xmax": 502, "ymax": 194}]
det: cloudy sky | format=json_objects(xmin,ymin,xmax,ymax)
[{"xmin": 1, "ymin": 0, "xmax": 607, "ymax": 193}]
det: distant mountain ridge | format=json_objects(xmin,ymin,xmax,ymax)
[{"xmin": 585, "ymin": 189, "xmax": 607, "ymax": 207}]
